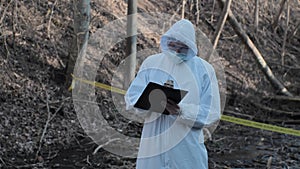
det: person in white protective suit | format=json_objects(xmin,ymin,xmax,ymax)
[{"xmin": 124, "ymin": 19, "xmax": 221, "ymax": 169}]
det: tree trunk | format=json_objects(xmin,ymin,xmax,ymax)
[
  {"xmin": 65, "ymin": 0, "xmax": 91, "ymax": 86},
  {"xmin": 124, "ymin": 0, "xmax": 137, "ymax": 87}
]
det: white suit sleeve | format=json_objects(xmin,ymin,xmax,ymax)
[
  {"xmin": 178, "ymin": 68, "xmax": 221, "ymax": 129},
  {"xmin": 124, "ymin": 64, "xmax": 151, "ymax": 119}
]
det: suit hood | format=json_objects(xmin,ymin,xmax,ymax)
[{"xmin": 160, "ymin": 19, "xmax": 198, "ymax": 61}]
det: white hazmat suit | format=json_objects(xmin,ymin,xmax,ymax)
[{"xmin": 125, "ymin": 19, "xmax": 221, "ymax": 169}]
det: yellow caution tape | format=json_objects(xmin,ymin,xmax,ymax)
[
  {"xmin": 221, "ymin": 115, "xmax": 300, "ymax": 137},
  {"xmin": 70, "ymin": 75, "xmax": 300, "ymax": 137},
  {"xmin": 69, "ymin": 74, "xmax": 126, "ymax": 95}
]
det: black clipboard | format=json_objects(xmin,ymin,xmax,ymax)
[{"xmin": 134, "ymin": 82, "xmax": 188, "ymax": 115}]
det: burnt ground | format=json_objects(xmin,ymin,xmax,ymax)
[{"xmin": 0, "ymin": 0, "xmax": 299, "ymax": 168}]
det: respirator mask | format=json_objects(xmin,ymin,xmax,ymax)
[{"xmin": 166, "ymin": 38, "xmax": 189, "ymax": 62}]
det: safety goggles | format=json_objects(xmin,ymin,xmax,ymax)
[{"xmin": 167, "ymin": 39, "xmax": 189, "ymax": 54}]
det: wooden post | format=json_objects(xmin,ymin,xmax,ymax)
[{"xmin": 125, "ymin": 0, "xmax": 137, "ymax": 87}]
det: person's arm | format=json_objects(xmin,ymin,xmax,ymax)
[
  {"xmin": 124, "ymin": 66, "xmax": 151, "ymax": 119},
  {"xmin": 168, "ymin": 68, "xmax": 221, "ymax": 129}
]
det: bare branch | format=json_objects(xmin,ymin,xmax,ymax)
[
  {"xmin": 0, "ymin": 157, "xmax": 7, "ymax": 168},
  {"xmin": 272, "ymin": 0, "xmax": 287, "ymax": 30},
  {"xmin": 212, "ymin": 0, "xmax": 232, "ymax": 49},
  {"xmin": 224, "ymin": 109, "xmax": 254, "ymax": 119},
  {"xmin": 92, "ymin": 138, "xmax": 121, "ymax": 155},
  {"xmin": 182, "ymin": 0, "xmax": 187, "ymax": 19},
  {"xmin": 196, "ymin": 0, "xmax": 201, "ymax": 25},
  {"xmin": 281, "ymin": 0, "xmax": 290, "ymax": 65},
  {"xmin": 47, "ymin": 0, "xmax": 58, "ymax": 37},
  {"xmin": 254, "ymin": 0, "xmax": 259, "ymax": 32},
  {"xmin": 36, "ymin": 91, "xmax": 52, "ymax": 159},
  {"xmin": 189, "ymin": 0, "xmax": 194, "ymax": 12},
  {"xmin": 289, "ymin": 21, "xmax": 299, "ymax": 40},
  {"xmin": 170, "ymin": 4, "xmax": 182, "ymax": 22},
  {"xmin": 267, "ymin": 156, "xmax": 273, "ymax": 169},
  {"xmin": 4, "ymin": 35, "xmax": 10, "ymax": 58},
  {"xmin": 263, "ymin": 95, "xmax": 300, "ymax": 102},
  {"xmin": 0, "ymin": 0, "xmax": 13, "ymax": 27},
  {"xmin": 250, "ymin": 101, "xmax": 300, "ymax": 116},
  {"xmin": 12, "ymin": 0, "xmax": 17, "ymax": 49},
  {"xmin": 211, "ymin": 0, "xmax": 216, "ymax": 22}
]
